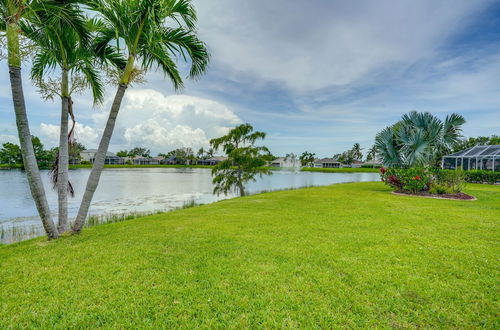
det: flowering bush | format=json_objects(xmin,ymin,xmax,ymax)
[{"xmin": 380, "ymin": 167, "xmax": 466, "ymax": 194}]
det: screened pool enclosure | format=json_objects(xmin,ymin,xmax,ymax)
[{"xmin": 442, "ymin": 145, "xmax": 500, "ymax": 171}]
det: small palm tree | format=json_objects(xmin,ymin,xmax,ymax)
[
  {"xmin": 72, "ymin": 0, "xmax": 209, "ymax": 233},
  {"xmin": 375, "ymin": 111, "xmax": 465, "ymax": 167},
  {"xmin": 24, "ymin": 11, "xmax": 126, "ymax": 232},
  {"xmin": 365, "ymin": 145, "xmax": 378, "ymax": 162},
  {"xmin": 351, "ymin": 143, "xmax": 363, "ymax": 161},
  {"xmin": 1, "ymin": 0, "xmax": 94, "ymax": 239}
]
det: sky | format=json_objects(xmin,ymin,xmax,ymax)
[{"xmin": 1, "ymin": 0, "xmax": 500, "ymax": 158}]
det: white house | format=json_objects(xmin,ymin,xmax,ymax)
[{"xmin": 313, "ymin": 158, "xmax": 342, "ymax": 168}]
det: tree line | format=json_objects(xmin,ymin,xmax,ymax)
[{"xmin": 0, "ymin": 136, "xmax": 85, "ymax": 168}]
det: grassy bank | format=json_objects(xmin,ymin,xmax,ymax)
[
  {"xmin": 301, "ymin": 166, "xmax": 380, "ymax": 173},
  {"xmin": 0, "ymin": 182, "xmax": 498, "ymax": 327}
]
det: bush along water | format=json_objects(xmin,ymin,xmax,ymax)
[
  {"xmin": 464, "ymin": 170, "xmax": 500, "ymax": 184},
  {"xmin": 380, "ymin": 167, "xmax": 467, "ymax": 194}
]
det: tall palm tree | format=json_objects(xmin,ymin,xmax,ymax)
[
  {"xmin": 24, "ymin": 13, "xmax": 126, "ymax": 232},
  {"xmin": 72, "ymin": 0, "xmax": 209, "ymax": 233},
  {"xmin": 1, "ymin": 0, "xmax": 90, "ymax": 239},
  {"xmin": 375, "ymin": 111, "xmax": 465, "ymax": 167}
]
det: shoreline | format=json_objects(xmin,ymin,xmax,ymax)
[{"xmin": 2, "ymin": 164, "xmax": 381, "ymax": 173}]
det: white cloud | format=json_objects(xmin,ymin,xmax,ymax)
[
  {"xmin": 0, "ymin": 134, "xmax": 18, "ymax": 145},
  {"xmin": 39, "ymin": 122, "xmax": 99, "ymax": 148},
  {"xmin": 90, "ymin": 90, "xmax": 242, "ymax": 152},
  {"xmin": 195, "ymin": 0, "xmax": 495, "ymax": 92}
]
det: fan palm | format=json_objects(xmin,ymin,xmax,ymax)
[
  {"xmin": 375, "ymin": 111, "xmax": 465, "ymax": 168},
  {"xmin": 1, "ymin": 0, "xmax": 93, "ymax": 239},
  {"xmin": 24, "ymin": 11, "xmax": 126, "ymax": 232},
  {"xmin": 72, "ymin": 0, "xmax": 209, "ymax": 233}
]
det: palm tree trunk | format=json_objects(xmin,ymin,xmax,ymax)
[
  {"xmin": 72, "ymin": 84, "xmax": 128, "ymax": 233},
  {"xmin": 7, "ymin": 22, "xmax": 58, "ymax": 239},
  {"xmin": 57, "ymin": 70, "xmax": 70, "ymax": 232}
]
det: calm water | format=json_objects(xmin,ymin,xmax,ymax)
[{"xmin": 0, "ymin": 168, "xmax": 379, "ymax": 242}]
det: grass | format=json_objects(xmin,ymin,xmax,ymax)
[
  {"xmin": 301, "ymin": 167, "xmax": 380, "ymax": 173},
  {"xmin": 0, "ymin": 182, "xmax": 498, "ymax": 328}
]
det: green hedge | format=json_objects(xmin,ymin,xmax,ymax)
[{"xmin": 464, "ymin": 170, "xmax": 500, "ymax": 184}]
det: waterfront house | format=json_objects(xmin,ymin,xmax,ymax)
[
  {"xmin": 80, "ymin": 149, "xmax": 124, "ymax": 165},
  {"xmin": 132, "ymin": 156, "xmax": 159, "ymax": 165},
  {"xmin": 198, "ymin": 156, "xmax": 227, "ymax": 166},
  {"xmin": 442, "ymin": 145, "xmax": 500, "ymax": 171},
  {"xmin": 350, "ymin": 159, "xmax": 365, "ymax": 168},
  {"xmin": 313, "ymin": 158, "xmax": 342, "ymax": 168},
  {"xmin": 162, "ymin": 156, "xmax": 178, "ymax": 165}
]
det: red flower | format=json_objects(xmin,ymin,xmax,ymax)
[
  {"xmin": 413, "ymin": 176, "xmax": 421, "ymax": 180},
  {"xmin": 380, "ymin": 167, "xmax": 386, "ymax": 174}
]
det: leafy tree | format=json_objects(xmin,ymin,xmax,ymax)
[
  {"xmin": 0, "ymin": 136, "xmax": 56, "ymax": 167},
  {"xmin": 335, "ymin": 150, "xmax": 354, "ymax": 165},
  {"xmin": 128, "ymin": 147, "xmax": 150, "ymax": 157},
  {"xmin": 453, "ymin": 135, "xmax": 500, "ymax": 152},
  {"xmin": 196, "ymin": 147, "xmax": 206, "ymax": 160},
  {"xmin": 210, "ymin": 124, "xmax": 272, "ymax": 197},
  {"xmin": 72, "ymin": 0, "xmax": 209, "ymax": 233},
  {"xmin": 116, "ymin": 150, "xmax": 129, "ymax": 157},
  {"xmin": 375, "ymin": 111, "xmax": 465, "ymax": 168},
  {"xmin": 0, "ymin": 142, "xmax": 22, "ymax": 164},
  {"xmin": 165, "ymin": 147, "xmax": 194, "ymax": 165},
  {"xmin": 69, "ymin": 141, "xmax": 86, "ymax": 162},
  {"xmin": 299, "ymin": 151, "xmax": 315, "ymax": 167}
]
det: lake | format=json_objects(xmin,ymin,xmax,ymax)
[{"xmin": 0, "ymin": 168, "xmax": 379, "ymax": 243}]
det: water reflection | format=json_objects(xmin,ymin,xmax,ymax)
[{"xmin": 0, "ymin": 168, "xmax": 379, "ymax": 242}]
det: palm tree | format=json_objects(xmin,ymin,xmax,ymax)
[
  {"xmin": 375, "ymin": 111, "xmax": 465, "ymax": 167},
  {"xmin": 351, "ymin": 143, "xmax": 363, "ymax": 161},
  {"xmin": 365, "ymin": 145, "xmax": 378, "ymax": 162},
  {"xmin": 1, "ymin": 0, "xmax": 89, "ymax": 239},
  {"xmin": 72, "ymin": 0, "xmax": 209, "ymax": 233},
  {"xmin": 25, "ymin": 12, "xmax": 125, "ymax": 232}
]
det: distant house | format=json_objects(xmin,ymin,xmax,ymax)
[
  {"xmin": 350, "ymin": 159, "xmax": 365, "ymax": 168},
  {"xmin": 313, "ymin": 158, "xmax": 342, "ymax": 168},
  {"xmin": 162, "ymin": 156, "xmax": 178, "ymax": 165},
  {"xmin": 132, "ymin": 156, "xmax": 158, "ymax": 165},
  {"xmin": 80, "ymin": 149, "xmax": 124, "ymax": 165},
  {"xmin": 153, "ymin": 156, "xmax": 165, "ymax": 164},
  {"xmin": 198, "ymin": 156, "xmax": 227, "ymax": 166},
  {"xmin": 363, "ymin": 160, "xmax": 383, "ymax": 168},
  {"xmin": 270, "ymin": 155, "xmax": 300, "ymax": 168}
]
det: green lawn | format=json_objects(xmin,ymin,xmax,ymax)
[
  {"xmin": 301, "ymin": 167, "xmax": 380, "ymax": 173},
  {"xmin": 0, "ymin": 182, "xmax": 498, "ymax": 328}
]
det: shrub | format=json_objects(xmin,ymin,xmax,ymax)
[
  {"xmin": 381, "ymin": 167, "xmax": 467, "ymax": 194},
  {"xmin": 430, "ymin": 168, "xmax": 466, "ymax": 193},
  {"xmin": 361, "ymin": 164, "xmax": 382, "ymax": 168},
  {"xmin": 429, "ymin": 184, "xmax": 451, "ymax": 195},
  {"xmin": 80, "ymin": 161, "xmax": 90, "ymax": 165},
  {"xmin": 464, "ymin": 170, "xmax": 500, "ymax": 184},
  {"xmin": 380, "ymin": 167, "xmax": 431, "ymax": 193}
]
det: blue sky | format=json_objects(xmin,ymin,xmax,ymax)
[{"xmin": 1, "ymin": 0, "xmax": 499, "ymax": 157}]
